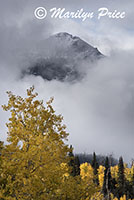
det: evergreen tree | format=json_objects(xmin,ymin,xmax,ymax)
[
  {"xmin": 102, "ymin": 157, "xmax": 112, "ymax": 197},
  {"xmin": 69, "ymin": 145, "xmax": 80, "ymax": 176},
  {"xmin": 74, "ymin": 156, "xmax": 80, "ymax": 176},
  {"xmin": 69, "ymin": 145, "xmax": 76, "ymax": 176},
  {"xmin": 91, "ymin": 152, "xmax": 99, "ymax": 185},
  {"xmin": 117, "ymin": 157, "xmax": 125, "ymax": 198}
]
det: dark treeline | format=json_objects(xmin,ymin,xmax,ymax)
[
  {"xmin": 70, "ymin": 149, "xmax": 134, "ymax": 199},
  {"xmin": 75, "ymin": 153, "xmax": 118, "ymax": 166}
]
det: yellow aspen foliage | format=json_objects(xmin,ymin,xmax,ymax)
[
  {"xmin": 98, "ymin": 165, "xmax": 105, "ymax": 187},
  {"xmin": 111, "ymin": 164, "xmax": 134, "ymax": 183},
  {"xmin": 111, "ymin": 165, "xmax": 118, "ymax": 180},
  {"xmin": 90, "ymin": 192, "xmax": 104, "ymax": 200},
  {"xmin": 79, "ymin": 163, "xmax": 99, "ymax": 200},
  {"xmin": 113, "ymin": 197, "xmax": 119, "ymax": 200},
  {"xmin": 120, "ymin": 195, "xmax": 127, "ymax": 200},
  {"xmin": 111, "ymin": 165, "xmax": 117, "ymax": 177},
  {"xmin": 125, "ymin": 167, "xmax": 131, "ymax": 182},
  {"xmin": 112, "ymin": 196, "xmax": 134, "ymax": 200},
  {"xmin": 80, "ymin": 162, "xmax": 94, "ymax": 180},
  {"xmin": 0, "ymin": 86, "xmax": 70, "ymax": 199},
  {"xmin": 0, "ymin": 87, "xmax": 98, "ymax": 200}
]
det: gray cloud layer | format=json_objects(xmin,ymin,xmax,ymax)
[{"xmin": 0, "ymin": 0, "xmax": 134, "ymax": 162}]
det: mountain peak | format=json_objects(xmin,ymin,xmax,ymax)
[
  {"xmin": 24, "ymin": 32, "xmax": 104, "ymax": 82},
  {"xmin": 55, "ymin": 32, "xmax": 72, "ymax": 37},
  {"xmin": 49, "ymin": 32, "xmax": 100, "ymax": 54},
  {"xmin": 53, "ymin": 32, "xmax": 79, "ymax": 39},
  {"xmin": 50, "ymin": 32, "xmax": 80, "ymax": 44}
]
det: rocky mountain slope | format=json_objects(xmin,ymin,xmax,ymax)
[{"xmin": 24, "ymin": 32, "xmax": 103, "ymax": 81}]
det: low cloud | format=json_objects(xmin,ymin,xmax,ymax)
[
  {"xmin": 0, "ymin": 50, "xmax": 134, "ymax": 162},
  {"xmin": 0, "ymin": 0, "xmax": 134, "ymax": 162}
]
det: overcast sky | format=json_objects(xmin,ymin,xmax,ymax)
[{"xmin": 0, "ymin": 0, "xmax": 134, "ymax": 162}]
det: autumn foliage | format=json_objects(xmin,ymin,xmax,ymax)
[{"xmin": 0, "ymin": 87, "xmax": 133, "ymax": 200}]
